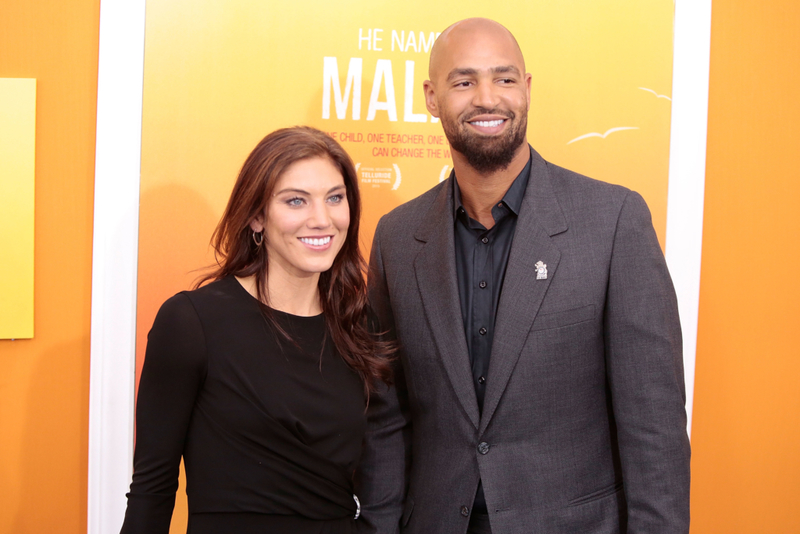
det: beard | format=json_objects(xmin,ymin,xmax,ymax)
[{"xmin": 440, "ymin": 107, "xmax": 528, "ymax": 174}]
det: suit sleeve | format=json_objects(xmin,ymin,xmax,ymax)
[
  {"xmin": 354, "ymin": 219, "xmax": 413, "ymax": 534},
  {"xmin": 604, "ymin": 191, "xmax": 691, "ymax": 533},
  {"xmin": 120, "ymin": 293, "xmax": 207, "ymax": 534}
]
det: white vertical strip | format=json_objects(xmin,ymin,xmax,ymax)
[
  {"xmin": 665, "ymin": 0, "xmax": 713, "ymax": 437},
  {"xmin": 87, "ymin": 0, "xmax": 146, "ymax": 532}
]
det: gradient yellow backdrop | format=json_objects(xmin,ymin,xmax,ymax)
[{"xmin": 135, "ymin": 1, "xmax": 674, "ymax": 530}]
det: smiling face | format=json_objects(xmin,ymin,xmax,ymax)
[
  {"xmin": 424, "ymin": 19, "xmax": 531, "ymax": 173},
  {"xmin": 250, "ymin": 157, "xmax": 350, "ymax": 283}
]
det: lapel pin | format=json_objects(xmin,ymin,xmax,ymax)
[{"xmin": 535, "ymin": 261, "xmax": 548, "ymax": 280}]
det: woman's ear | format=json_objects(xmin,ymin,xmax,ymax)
[{"xmin": 249, "ymin": 216, "xmax": 265, "ymax": 233}]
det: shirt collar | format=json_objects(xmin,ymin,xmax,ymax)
[{"xmin": 452, "ymin": 148, "xmax": 532, "ymax": 220}]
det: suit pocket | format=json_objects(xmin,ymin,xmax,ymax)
[
  {"xmin": 567, "ymin": 481, "xmax": 623, "ymax": 507},
  {"xmin": 401, "ymin": 498, "xmax": 414, "ymax": 527},
  {"xmin": 530, "ymin": 304, "xmax": 596, "ymax": 332}
]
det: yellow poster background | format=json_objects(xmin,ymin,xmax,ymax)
[{"xmin": 136, "ymin": 1, "xmax": 674, "ymax": 529}]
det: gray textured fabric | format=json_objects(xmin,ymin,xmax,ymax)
[{"xmin": 355, "ymin": 148, "xmax": 690, "ymax": 534}]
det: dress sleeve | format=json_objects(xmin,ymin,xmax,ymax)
[{"xmin": 120, "ymin": 293, "xmax": 207, "ymax": 534}]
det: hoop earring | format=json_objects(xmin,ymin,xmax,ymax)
[{"xmin": 252, "ymin": 230, "xmax": 264, "ymax": 246}]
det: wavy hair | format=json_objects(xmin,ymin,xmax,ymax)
[{"xmin": 197, "ymin": 126, "xmax": 393, "ymax": 398}]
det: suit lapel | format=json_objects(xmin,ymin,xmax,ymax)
[
  {"xmin": 413, "ymin": 179, "xmax": 481, "ymax": 429},
  {"xmin": 480, "ymin": 150, "xmax": 568, "ymax": 433}
]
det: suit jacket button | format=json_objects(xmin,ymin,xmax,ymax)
[
  {"xmin": 478, "ymin": 442, "xmax": 490, "ymax": 455},
  {"xmin": 460, "ymin": 505, "xmax": 470, "ymax": 517}
]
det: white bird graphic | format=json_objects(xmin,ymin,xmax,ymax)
[
  {"xmin": 439, "ymin": 165, "xmax": 450, "ymax": 183},
  {"xmin": 567, "ymin": 127, "xmax": 639, "ymax": 145},
  {"xmin": 638, "ymin": 87, "xmax": 672, "ymax": 101}
]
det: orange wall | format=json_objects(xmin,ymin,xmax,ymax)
[
  {"xmin": 691, "ymin": 1, "xmax": 800, "ymax": 532},
  {"xmin": 0, "ymin": 0, "xmax": 100, "ymax": 533}
]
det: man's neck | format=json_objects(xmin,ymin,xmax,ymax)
[{"xmin": 453, "ymin": 143, "xmax": 530, "ymax": 229}]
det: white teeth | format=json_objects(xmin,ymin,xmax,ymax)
[
  {"xmin": 300, "ymin": 236, "xmax": 331, "ymax": 246},
  {"xmin": 471, "ymin": 119, "xmax": 504, "ymax": 128}
]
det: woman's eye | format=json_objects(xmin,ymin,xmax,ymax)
[
  {"xmin": 286, "ymin": 197, "xmax": 304, "ymax": 206},
  {"xmin": 328, "ymin": 194, "xmax": 344, "ymax": 204}
]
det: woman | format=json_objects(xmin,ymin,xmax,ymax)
[{"xmin": 120, "ymin": 126, "xmax": 393, "ymax": 534}]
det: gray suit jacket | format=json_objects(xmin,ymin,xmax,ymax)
[{"xmin": 356, "ymin": 148, "xmax": 690, "ymax": 534}]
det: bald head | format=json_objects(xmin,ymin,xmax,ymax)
[
  {"xmin": 422, "ymin": 17, "xmax": 531, "ymax": 176},
  {"xmin": 428, "ymin": 18, "xmax": 526, "ymax": 81}
]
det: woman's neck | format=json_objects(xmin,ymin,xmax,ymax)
[{"xmin": 236, "ymin": 270, "xmax": 322, "ymax": 316}]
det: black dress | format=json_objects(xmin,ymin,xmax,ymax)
[{"xmin": 120, "ymin": 276, "xmax": 365, "ymax": 534}]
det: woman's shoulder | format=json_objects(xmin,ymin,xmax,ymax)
[
  {"xmin": 158, "ymin": 276, "xmax": 261, "ymax": 335},
  {"xmin": 177, "ymin": 275, "xmax": 248, "ymax": 307},
  {"xmin": 152, "ymin": 276, "xmax": 238, "ymax": 324}
]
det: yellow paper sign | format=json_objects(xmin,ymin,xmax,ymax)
[{"xmin": 0, "ymin": 78, "xmax": 36, "ymax": 339}]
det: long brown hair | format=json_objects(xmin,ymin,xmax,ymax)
[{"xmin": 198, "ymin": 126, "xmax": 393, "ymax": 397}]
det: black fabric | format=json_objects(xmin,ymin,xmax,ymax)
[
  {"xmin": 121, "ymin": 276, "xmax": 363, "ymax": 534},
  {"xmin": 467, "ymin": 512, "xmax": 493, "ymax": 534},
  {"xmin": 187, "ymin": 513, "xmax": 354, "ymax": 534},
  {"xmin": 453, "ymin": 154, "xmax": 531, "ymax": 515}
]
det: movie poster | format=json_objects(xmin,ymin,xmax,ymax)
[{"xmin": 134, "ymin": 2, "xmax": 674, "ymax": 529}]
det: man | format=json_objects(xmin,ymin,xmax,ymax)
[{"xmin": 356, "ymin": 18, "xmax": 690, "ymax": 534}]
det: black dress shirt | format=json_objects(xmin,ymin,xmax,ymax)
[{"xmin": 453, "ymin": 155, "xmax": 531, "ymax": 514}]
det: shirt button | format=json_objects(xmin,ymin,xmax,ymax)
[
  {"xmin": 478, "ymin": 280, "xmax": 487, "ymax": 289},
  {"xmin": 479, "ymin": 327, "xmax": 487, "ymax": 336},
  {"xmin": 478, "ymin": 442, "xmax": 490, "ymax": 455},
  {"xmin": 481, "ymin": 237, "xmax": 489, "ymax": 244},
  {"xmin": 478, "ymin": 376, "xmax": 486, "ymax": 384},
  {"xmin": 460, "ymin": 505, "xmax": 470, "ymax": 517}
]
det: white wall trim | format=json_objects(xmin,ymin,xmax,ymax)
[
  {"xmin": 87, "ymin": 0, "xmax": 146, "ymax": 532},
  {"xmin": 665, "ymin": 0, "xmax": 713, "ymax": 437}
]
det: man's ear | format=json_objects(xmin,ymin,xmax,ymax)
[
  {"xmin": 525, "ymin": 72, "xmax": 532, "ymax": 109},
  {"xmin": 423, "ymin": 80, "xmax": 439, "ymax": 118}
]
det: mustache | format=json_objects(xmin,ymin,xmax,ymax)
[{"xmin": 461, "ymin": 108, "xmax": 515, "ymax": 122}]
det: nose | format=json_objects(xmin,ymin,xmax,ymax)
[
  {"xmin": 471, "ymin": 79, "xmax": 500, "ymax": 110},
  {"xmin": 307, "ymin": 200, "xmax": 332, "ymax": 229}
]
